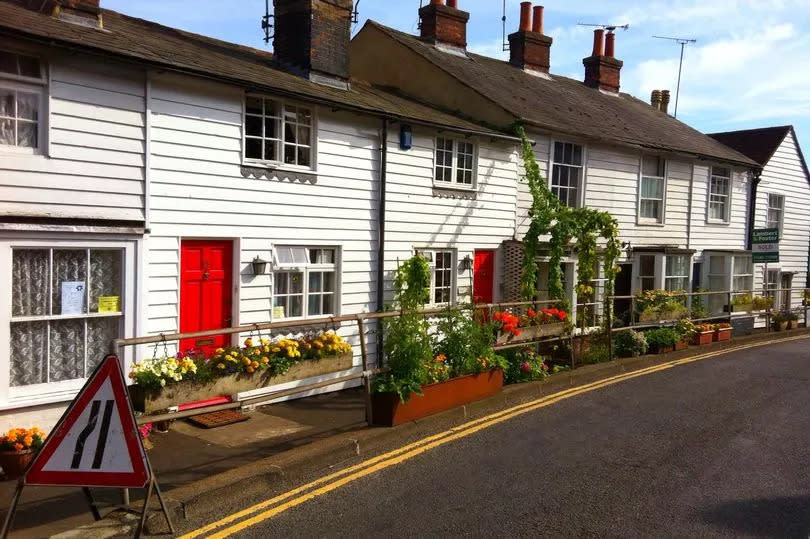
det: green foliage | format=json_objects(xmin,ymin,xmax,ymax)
[
  {"xmin": 690, "ymin": 289, "xmax": 709, "ymax": 319},
  {"xmin": 433, "ymin": 309, "xmax": 497, "ymax": 377},
  {"xmin": 581, "ymin": 343, "xmax": 612, "ymax": 365},
  {"xmin": 375, "ymin": 255, "xmax": 433, "ymax": 402},
  {"xmin": 773, "ymin": 310, "xmax": 798, "ymax": 323},
  {"xmin": 731, "ymin": 293, "xmax": 753, "ymax": 306},
  {"xmin": 515, "ymin": 126, "xmax": 621, "ymax": 330},
  {"xmin": 614, "ymin": 329, "xmax": 648, "ymax": 358},
  {"xmin": 502, "ymin": 346, "xmax": 551, "ymax": 384},
  {"xmin": 636, "ymin": 289, "xmax": 689, "ymax": 321},
  {"xmin": 751, "ymin": 295, "xmax": 774, "ymax": 310},
  {"xmin": 674, "ymin": 318, "xmax": 698, "ymax": 340},
  {"xmin": 644, "ymin": 328, "xmax": 680, "ymax": 352}
]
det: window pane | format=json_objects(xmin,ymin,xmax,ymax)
[
  {"xmin": 712, "ymin": 167, "xmax": 730, "ymax": 179},
  {"xmin": 641, "ymin": 177, "xmax": 663, "ymax": 198},
  {"xmin": 642, "ymin": 156, "xmax": 664, "ymax": 177},
  {"xmin": 0, "ymin": 119, "xmax": 12, "ymax": 145},
  {"xmin": 264, "ymin": 117, "xmax": 279, "ymax": 140},
  {"xmin": 553, "ymin": 141, "xmax": 564, "ymax": 163},
  {"xmin": 87, "ymin": 317, "xmax": 119, "ymax": 374},
  {"xmin": 12, "ymin": 249, "xmax": 49, "ymax": 317},
  {"xmin": 734, "ymin": 255, "xmax": 752, "ymax": 276},
  {"xmin": 297, "ymin": 108, "xmax": 311, "ymax": 125},
  {"xmin": 245, "ymin": 97, "xmax": 263, "ymax": 115},
  {"xmin": 322, "ymin": 294, "xmax": 334, "ymax": 315},
  {"xmin": 10, "ymin": 321, "xmax": 48, "ymax": 386},
  {"xmin": 17, "ymin": 121, "xmax": 36, "ymax": 148},
  {"xmin": 572, "ymin": 144, "xmax": 583, "ymax": 166},
  {"xmin": 263, "ymin": 140, "xmax": 277, "ymax": 161},
  {"xmin": 0, "ymin": 89, "xmax": 13, "ymax": 117},
  {"xmin": 274, "ymin": 273, "xmax": 288, "ymax": 294},
  {"xmin": 298, "ymin": 126, "xmax": 311, "ymax": 145},
  {"xmin": 285, "ymin": 122, "xmax": 296, "ymax": 144},
  {"xmin": 709, "ymin": 256, "xmax": 725, "ymax": 275},
  {"xmin": 297, "ymin": 146, "xmax": 310, "ymax": 166},
  {"xmin": 288, "ymin": 295, "xmax": 302, "ymax": 317},
  {"xmin": 640, "ymin": 255, "xmax": 655, "ymax": 276},
  {"xmin": 289, "ymin": 272, "xmax": 303, "ymax": 293},
  {"xmin": 309, "ymin": 271, "xmax": 322, "ymax": 293},
  {"xmin": 245, "ymin": 115, "xmax": 262, "ymax": 137},
  {"xmin": 0, "ymin": 51, "xmax": 16, "ymax": 75},
  {"xmin": 17, "ymin": 92, "xmax": 38, "ymax": 121},
  {"xmin": 17, "ymin": 54, "xmax": 41, "ymax": 79},
  {"xmin": 50, "ymin": 318, "xmax": 85, "ymax": 382},
  {"xmin": 89, "ymin": 250, "xmax": 122, "ymax": 313},
  {"xmin": 265, "ymin": 100, "xmax": 280, "ymax": 118},
  {"xmin": 52, "ymin": 250, "xmax": 87, "ymax": 315},
  {"xmin": 308, "ymin": 294, "xmax": 321, "ymax": 316},
  {"xmin": 284, "ymin": 144, "xmax": 296, "ymax": 164},
  {"xmin": 245, "ymin": 138, "xmax": 262, "ymax": 159},
  {"xmin": 323, "ymin": 271, "xmax": 335, "ymax": 292},
  {"xmin": 640, "ymin": 200, "xmax": 660, "ymax": 219}
]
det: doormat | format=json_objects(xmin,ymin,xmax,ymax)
[{"xmin": 187, "ymin": 409, "xmax": 248, "ymax": 429}]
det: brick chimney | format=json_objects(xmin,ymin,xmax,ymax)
[
  {"xmin": 17, "ymin": 0, "xmax": 102, "ymax": 26},
  {"xmin": 419, "ymin": 0, "xmax": 470, "ymax": 50},
  {"xmin": 650, "ymin": 89, "xmax": 662, "ymax": 110},
  {"xmin": 660, "ymin": 89, "xmax": 671, "ymax": 114},
  {"xmin": 508, "ymin": 2, "xmax": 553, "ymax": 75},
  {"xmin": 582, "ymin": 29, "xmax": 623, "ymax": 93},
  {"xmin": 273, "ymin": 0, "xmax": 353, "ymax": 87}
]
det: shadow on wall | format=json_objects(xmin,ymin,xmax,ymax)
[{"xmin": 699, "ymin": 495, "xmax": 810, "ymax": 537}]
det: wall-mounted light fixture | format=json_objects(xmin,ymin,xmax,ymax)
[
  {"xmin": 399, "ymin": 124, "xmax": 412, "ymax": 150},
  {"xmin": 252, "ymin": 256, "xmax": 268, "ymax": 275},
  {"xmin": 460, "ymin": 254, "xmax": 473, "ymax": 272}
]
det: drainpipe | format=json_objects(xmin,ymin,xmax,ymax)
[
  {"xmin": 375, "ymin": 119, "xmax": 388, "ymax": 360},
  {"xmin": 686, "ymin": 164, "xmax": 695, "ymax": 250},
  {"xmin": 746, "ymin": 169, "xmax": 762, "ymax": 250}
]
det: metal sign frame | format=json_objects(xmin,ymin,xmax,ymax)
[{"xmin": 752, "ymin": 227, "xmax": 780, "ymax": 263}]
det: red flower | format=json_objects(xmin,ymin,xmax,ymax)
[
  {"xmin": 542, "ymin": 363, "xmax": 549, "ymax": 371},
  {"xmin": 513, "ymin": 328, "xmax": 522, "ymax": 337},
  {"xmin": 557, "ymin": 311, "xmax": 567, "ymax": 320},
  {"xmin": 527, "ymin": 308, "xmax": 536, "ymax": 318},
  {"xmin": 520, "ymin": 361, "xmax": 532, "ymax": 373}
]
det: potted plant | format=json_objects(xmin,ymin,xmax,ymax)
[
  {"xmin": 613, "ymin": 329, "xmax": 648, "ymax": 358},
  {"xmin": 493, "ymin": 307, "xmax": 567, "ymax": 344},
  {"xmin": 728, "ymin": 294, "xmax": 754, "ymax": 313},
  {"xmin": 129, "ymin": 332, "xmax": 355, "ymax": 413},
  {"xmin": 694, "ymin": 323, "xmax": 715, "ymax": 346},
  {"xmin": 644, "ymin": 327, "xmax": 680, "ymax": 354},
  {"xmin": 752, "ymin": 295, "xmax": 774, "ymax": 311},
  {"xmin": 803, "ymin": 290, "xmax": 810, "ymax": 307},
  {"xmin": 772, "ymin": 311, "xmax": 790, "ymax": 331},
  {"xmin": 372, "ymin": 257, "xmax": 507, "ymax": 426},
  {"xmin": 674, "ymin": 319, "xmax": 697, "ymax": 351},
  {"xmin": 0, "ymin": 427, "xmax": 45, "ymax": 480},
  {"xmin": 779, "ymin": 310, "xmax": 800, "ymax": 330},
  {"xmin": 713, "ymin": 322, "xmax": 732, "ymax": 341}
]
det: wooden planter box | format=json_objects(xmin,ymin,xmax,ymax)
[
  {"xmin": 130, "ymin": 352, "xmax": 354, "ymax": 413},
  {"xmin": 714, "ymin": 329, "xmax": 732, "ymax": 342},
  {"xmin": 693, "ymin": 331, "xmax": 714, "ymax": 346},
  {"xmin": 727, "ymin": 303, "xmax": 753, "ymax": 313},
  {"xmin": 371, "ymin": 369, "xmax": 504, "ymax": 427},
  {"xmin": 675, "ymin": 340, "xmax": 689, "ymax": 351},
  {"xmin": 496, "ymin": 323, "xmax": 565, "ymax": 345}
]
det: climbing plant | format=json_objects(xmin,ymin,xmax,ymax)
[{"xmin": 516, "ymin": 126, "xmax": 622, "ymax": 330}]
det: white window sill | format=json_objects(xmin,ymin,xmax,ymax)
[
  {"xmin": 242, "ymin": 161, "xmax": 318, "ymax": 174},
  {"xmin": 706, "ymin": 219, "xmax": 731, "ymax": 226},
  {"xmin": 636, "ymin": 219, "xmax": 666, "ymax": 227},
  {"xmin": 432, "ymin": 181, "xmax": 476, "ymax": 191}
]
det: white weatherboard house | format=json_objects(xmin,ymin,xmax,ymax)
[
  {"xmin": 351, "ymin": 0, "xmax": 760, "ymax": 322},
  {"xmin": 709, "ymin": 126, "xmax": 810, "ymax": 313},
  {"xmin": 0, "ymin": 0, "xmax": 522, "ymax": 430}
]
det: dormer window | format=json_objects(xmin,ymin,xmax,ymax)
[
  {"xmin": 244, "ymin": 96, "xmax": 314, "ymax": 169},
  {"xmin": 0, "ymin": 50, "xmax": 46, "ymax": 152}
]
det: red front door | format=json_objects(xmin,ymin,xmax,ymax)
[
  {"xmin": 180, "ymin": 240, "xmax": 233, "ymax": 356},
  {"xmin": 473, "ymin": 250, "xmax": 495, "ymax": 304}
]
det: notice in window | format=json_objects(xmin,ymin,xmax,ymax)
[
  {"xmin": 61, "ymin": 281, "xmax": 85, "ymax": 314},
  {"xmin": 98, "ymin": 296, "xmax": 120, "ymax": 313},
  {"xmin": 273, "ymin": 306, "xmax": 285, "ymax": 319}
]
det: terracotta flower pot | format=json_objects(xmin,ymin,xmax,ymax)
[
  {"xmin": 774, "ymin": 321, "xmax": 788, "ymax": 332},
  {"xmin": 693, "ymin": 331, "xmax": 714, "ymax": 346},
  {"xmin": 788, "ymin": 320, "xmax": 799, "ymax": 330},
  {"xmin": 0, "ymin": 449, "xmax": 34, "ymax": 480},
  {"xmin": 675, "ymin": 340, "xmax": 689, "ymax": 351},
  {"xmin": 714, "ymin": 329, "xmax": 732, "ymax": 342}
]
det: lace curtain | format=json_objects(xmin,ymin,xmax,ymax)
[{"xmin": 10, "ymin": 248, "xmax": 122, "ymax": 387}]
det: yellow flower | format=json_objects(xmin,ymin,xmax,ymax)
[
  {"xmin": 244, "ymin": 338, "xmax": 253, "ymax": 348},
  {"xmin": 22, "ymin": 435, "xmax": 33, "ymax": 447},
  {"xmin": 263, "ymin": 345, "xmax": 270, "ymax": 353},
  {"xmin": 242, "ymin": 357, "xmax": 252, "ymax": 366},
  {"xmin": 261, "ymin": 357, "xmax": 269, "ymax": 364},
  {"xmin": 217, "ymin": 363, "xmax": 225, "ymax": 369}
]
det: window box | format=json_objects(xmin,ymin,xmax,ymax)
[
  {"xmin": 495, "ymin": 322, "xmax": 566, "ymax": 345},
  {"xmin": 130, "ymin": 352, "xmax": 353, "ymax": 413},
  {"xmin": 726, "ymin": 303, "xmax": 753, "ymax": 313},
  {"xmin": 674, "ymin": 340, "xmax": 689, "ymax": 351},
  {"xmin": 371, "ymin": 369, "xmax": 503, "ymax": 427}
]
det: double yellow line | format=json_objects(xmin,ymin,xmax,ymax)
[{"xmin": 181, "ymin": 333, "xmax": 809, "ymax": 538}]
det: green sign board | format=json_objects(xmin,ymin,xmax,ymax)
[{"xmin": 752, "ymin": 228, "xmax": 780, "ymax": 263}]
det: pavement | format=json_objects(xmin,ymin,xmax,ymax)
[
  {"xmin": 1, "ymin": 328, "xmax": 808, "ymax": 537},
  {"xmin": 187, "ymin": 336, "xmax": 810, "ymax": 538}
]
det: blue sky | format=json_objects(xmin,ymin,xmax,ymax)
[{"xmin": 103, "ymin": 0, "xmax": 809, "ymax": 145}]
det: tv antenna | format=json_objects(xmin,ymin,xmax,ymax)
[
  {"xmin": 653, "ymin": 35, "xmax": 697, "ymax": 118},
  {"xmin": 351, "ymin": 0, "xmax": 360, "ymax": 24},
  {"xmin": 501, "ymin": 0, "xmax": 508, "ymax": 51},
  {"xmin": 577, "ymin": 22, "xmax": 630, "ymax": 33},
  {"xmin": 261, "ymin": 0, "xmax": 274, "ymax": 44}
]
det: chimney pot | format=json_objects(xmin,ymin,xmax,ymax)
[
  {"xmin": 532, "ymin": 5, "xmax": 544, "ymax": 34},
  {"xmin": 660, "ymin": 90, "xmax": 671, "ymax": 114},
  {"xmin": 419, "ymin": 0, "xmax": 470, "ymax": 49},
  {"xmin": 651, "ymin": 90, "xmax": 662, "ymax": 109},
  {"xmin": 605, "ymin": 31, "xmax": 615, "ymax": 57},
  {"xmin": 519, "ymin": 1, "xmax": 532, "ymax": 32},
  {"xmin": 592, "ymin": 29, "xmax": 605, "ymax": 56}
]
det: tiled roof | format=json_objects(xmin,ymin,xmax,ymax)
[
  {"xmin": 0, "ymin": 1, "xmax": 509, "ymax": 138},
  {"xmin": 709, "ymin": 125, "xmax": 810, "ymax": 183},
  {"xmin": 367, "ymin": 21, "xmax": 758, "ymax": 167}
]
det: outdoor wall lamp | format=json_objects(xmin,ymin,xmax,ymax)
[
  {"xmin": 252, "ymin": 256, "xmax": 268, "ymax": 275},
  {"xmin": 460, "ymin": 254, "xmax": 473, "ymax": 272}
]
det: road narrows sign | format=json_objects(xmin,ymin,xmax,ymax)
[{"xmin": 24, "ymin": 356, "xmax": 150, "ymax": 489}]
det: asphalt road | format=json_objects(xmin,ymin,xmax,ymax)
[{"xmin": 191, "ymin": 339, "xmax": 810, "ymax": 538}]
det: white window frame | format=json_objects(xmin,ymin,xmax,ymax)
[
  {"xmin": 637, "ymin": 254, "xmax": 657, "ymax": 292},
  {"xmin": 0, "ymin": 49, "xmax": 47, "ymax": 155},
  {"xmin": 243, "ymin": 94, "xmax": 317, "ymax": 171},
  {"xmin": 432, "ymin": 136, "xmax": 477, "ymax": 189},
  {"xmin": 638, "ymin": 155, "xmax": 667, "ymax": 225},
  {"xmin": 417, "ymin": 248, "xmax": 456, "ymax": 306},
  {"xmin": 0, "ymin": 238, "xmax": 136, "ymax": 409},
  {"xmin": 271, "ymin": 245, "xmax": 340, "ymax": 321},
  {"xmin": 664, "ymin": 254, "xmax": 690, "ymax": 292},
  {"xmin": 549, "ymin": 140, "xmax": 585, "ymax": 208},
  {"xmin": 766, "ymin": 193, "xmax": 784, "ymax": 233},
  {"xmin": 707, "ymin": 166, "xmax": 732, "ymax": 224},
  {"xmin": 731, "ymin": 254, "xmax": 753, "ymax": 299}
]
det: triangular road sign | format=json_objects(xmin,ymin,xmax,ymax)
[{"xmin": 25, "ymin": 355, "xmax": 151, "ymax": 488}]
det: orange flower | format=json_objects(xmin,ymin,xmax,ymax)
[
  {"xmin": 261, "ymin": 356, "xmax": 269, "ymax": 364},
  {"xmin": 13, "ymin": 443, "xmax": 23, "ymax": 452},
  {"xmin": 23, "ymin": 436, "xmax": 33, "ymax": 447},
  {"xmin": 242, "ymin": 357, "xmax": 252, "ymax": 366},
  {"xmin": 246, "ymin": 366, "xmax": 255, "ymax": 374}
]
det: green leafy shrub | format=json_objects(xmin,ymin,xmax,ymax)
[
  {"xmin": 582, "ymin": 343, "xmax": 612, "ymax": 364},
  {"xmin": 644, "ymin": 328, "xmax": 680, "ymax": 352},
  {"xmin": 614, "ymin": 330, "xmax": 648, "ymax": 358},
  {"xmin": 691, "ymin": 289, "xmax": 708, "ymax": 319},
  {"xmin": 674, "ymin": 319, "xmax": 697, "ymax": 341},
  {"xmin": 752, "ymin": 295, "xmax": 774, "ymax": 310},
  {"xmin": 503, "ymin": 346, "xmax": 551, "ymax": 384}
]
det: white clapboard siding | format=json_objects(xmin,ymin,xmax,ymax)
[
  {"xmin": 0, "ymin": 56, "xmax": 145, "ymax": 221},
  {"xmin": 752, "ymin": 131, "xmax": 810, "ymax": 310},
  {"xmin": 144, "ymin": 72, "xmax": 380, "ymax": 386},
  {"xmin": 382, "ymin": 126, "xmax": 518, "ymax": 305},
  {"xmin": 689, "ymin": 165, "xmax": 750, "ymax": 258}
]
